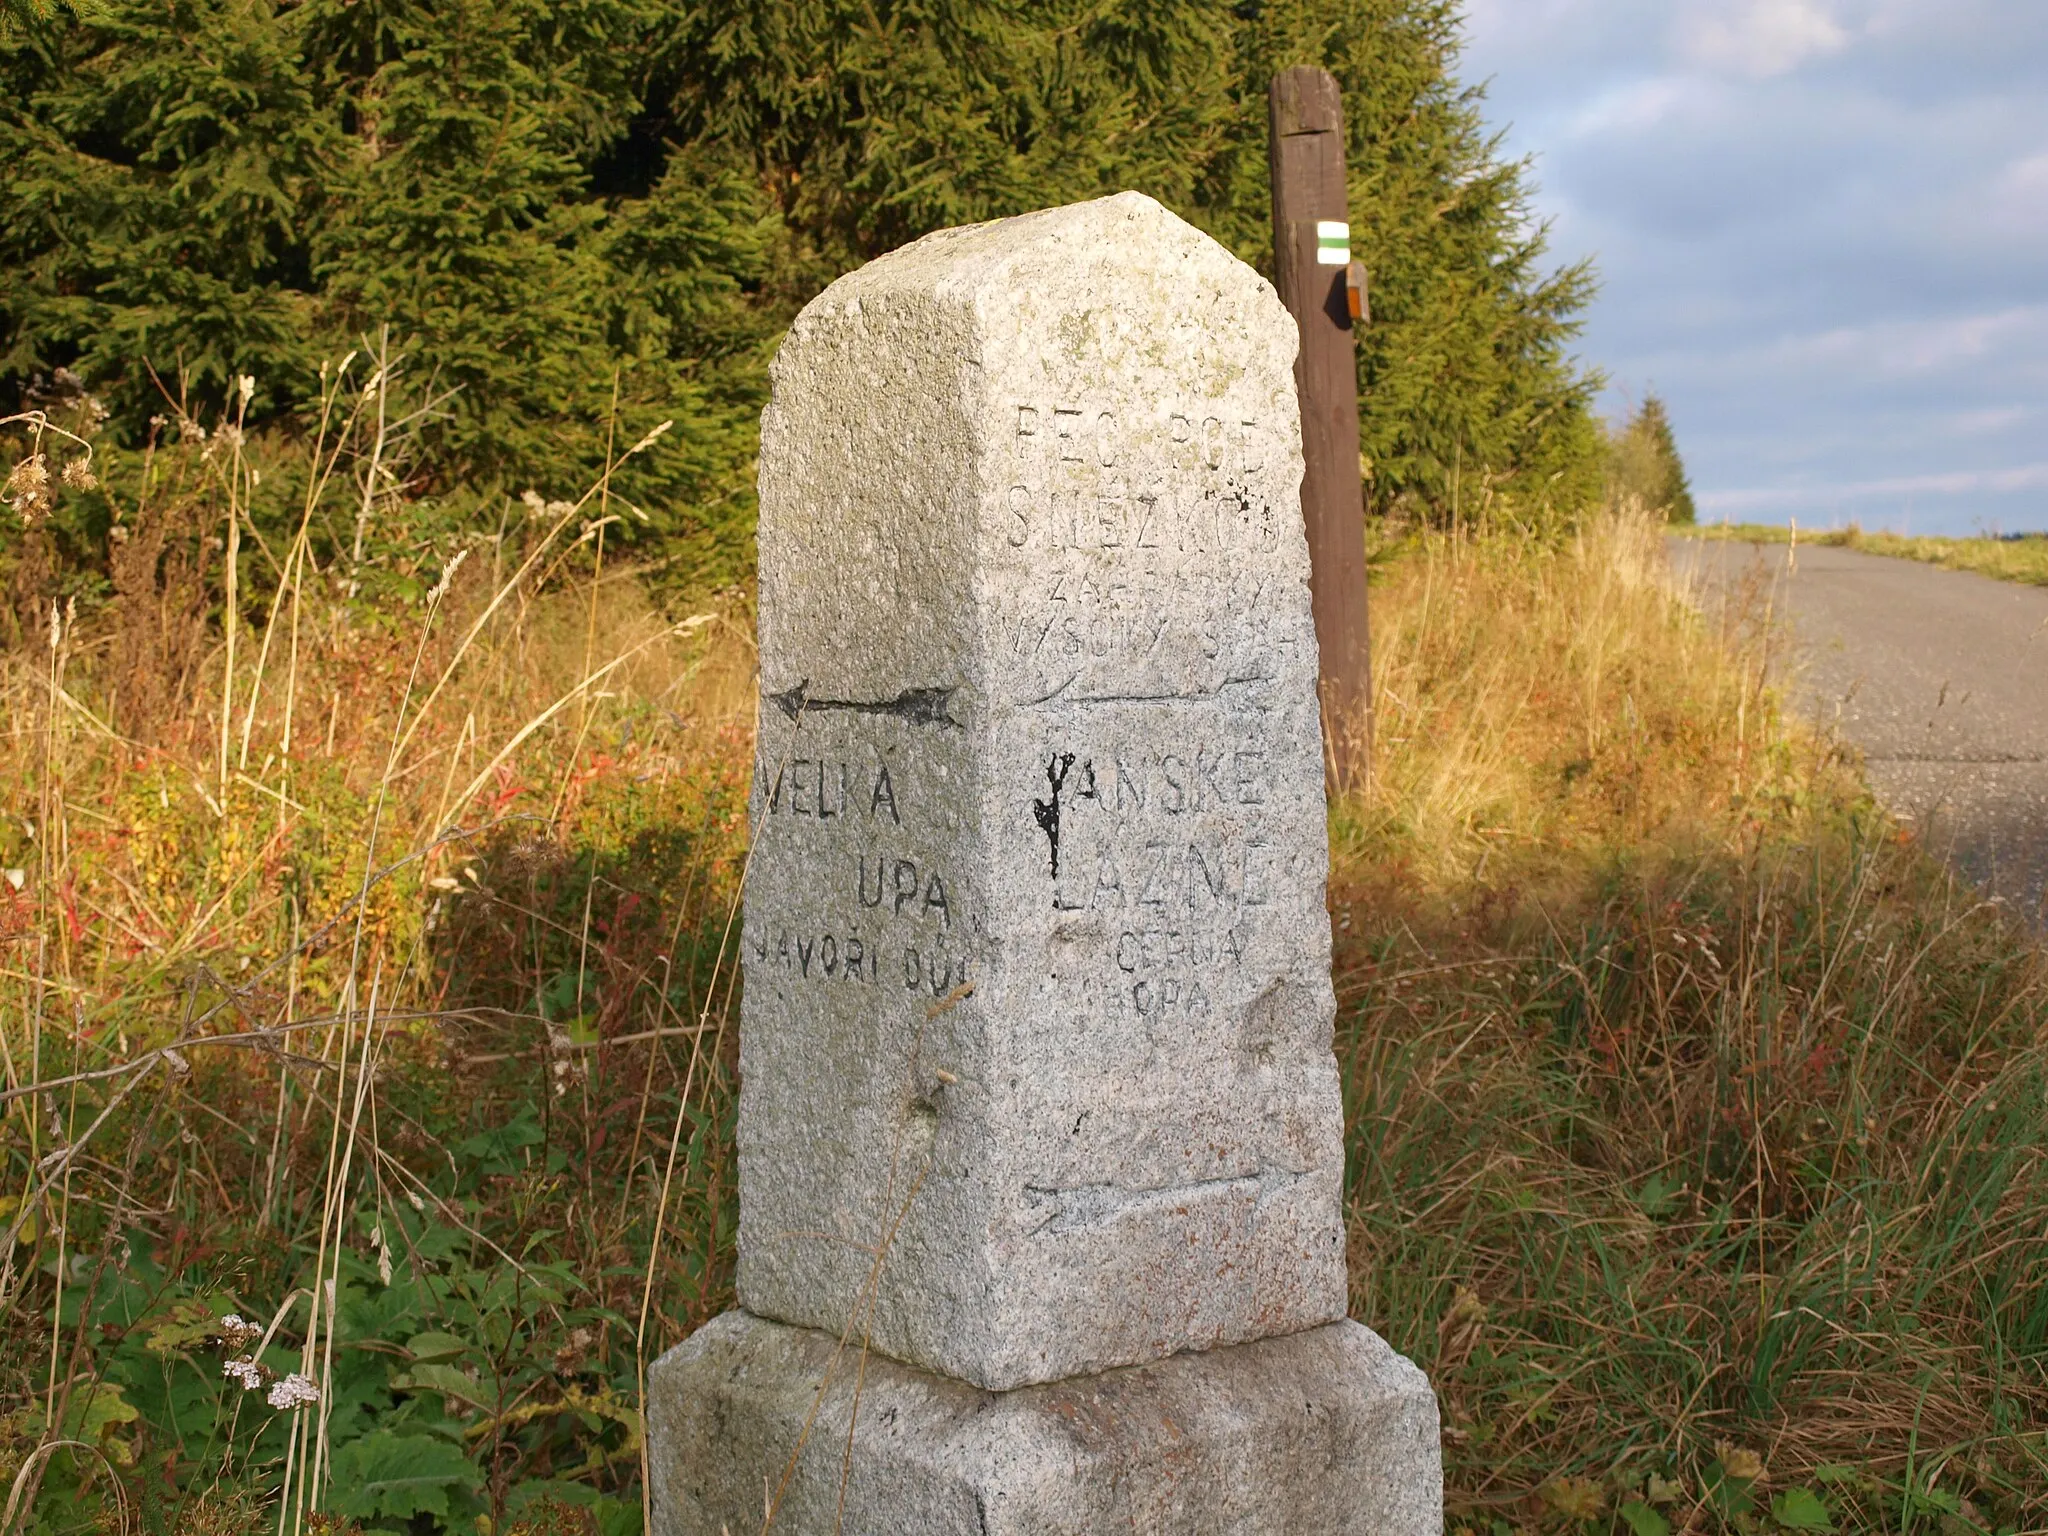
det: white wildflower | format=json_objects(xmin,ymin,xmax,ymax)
[
  {"xmin": 224, "ymin": 1357, "xmax": 265, "ymax": 1391},
  {"xmin": 267, "ymin": 1372, "xmax": 320, "ymax": 1410}
]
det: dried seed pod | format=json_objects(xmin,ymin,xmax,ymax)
[{"xmin": 3, "ymin": 453, "xmax": 52, "ymax": 525}]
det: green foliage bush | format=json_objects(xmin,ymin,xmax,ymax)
[{"xmin": 4, "ymin": 0, "xmax": 1605, "ymax": 585}]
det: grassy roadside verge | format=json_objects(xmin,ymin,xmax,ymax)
[
  {"xmin": 1685, "ymin": 522, "xmax": 2048, "ymax": 588},
  {"xmin": 1, "ymin": 397, "xmax": 754, "ymax": 1534},
  {"xmin": 1344, "ymin": 512, "xmax": 2047, "ymax": 1534},
  {"xmin": 1, "ymin": 405, "xmax": 2043, "ymax": 1534}
]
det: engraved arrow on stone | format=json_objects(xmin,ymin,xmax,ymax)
[
  {"xmin": 766, "ymin": 680, "xmax": 963, "ymax": 729},
  {"xmin": 1019, "ymin": 1168, "xmax": 1309, "ymax": 1236},
  {"xmin": 1020, "ymin": 673, "xmax": 1272, "ymax": 708}
]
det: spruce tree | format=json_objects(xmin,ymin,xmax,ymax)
[
  {"xmin": 1, "ymin": 0, "xmax": 778, "ymax": 580},
  {"xmin": 1208, "ymin": 1, "xmax": 1605, "ymax": 522},
  {"xmin": 1610, "ymin": 395, "xmax": 1697, "ymax": 524},
  {"xmin": 4, "ymin": 0, "xmax": 1609, "ymax": 587},
  {"xmin": 666, "ymin": 0, "xmax": 1605, "ymax": 525}
]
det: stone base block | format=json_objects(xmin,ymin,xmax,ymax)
[{"xmin": 647, "ymin": 1310, "xmax": 1441, "ymax": 1535}]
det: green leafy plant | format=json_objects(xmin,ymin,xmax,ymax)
[{"xmin": 1772, "ymin": 1486, "xmax": 1834, "ymax": 1532}]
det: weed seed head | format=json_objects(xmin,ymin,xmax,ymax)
[
  {"xmin": 4, "ymin": 452, "xmax": 52, "ymax": 524},
  {"xmin": 428, "ymin": 546, "xmax": 470, "ymax": 604},
  {"xmin": 626, "ymin": 418, "xmax": 674, "ymax": 457}
]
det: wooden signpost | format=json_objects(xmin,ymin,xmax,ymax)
[{"xmin": 1268, "ymin": 65, "xmax": 1373, "ymax": 786}]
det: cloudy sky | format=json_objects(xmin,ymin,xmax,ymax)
[{"xmin": 1460, "ymin": 0, "xmax": 2048, "ymax": 534}]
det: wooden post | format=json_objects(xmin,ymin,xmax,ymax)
[{"xmin": 1269, "ymin": 66, "xmax": 1372, "ymax": 787}]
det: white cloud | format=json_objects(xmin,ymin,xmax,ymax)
[
  {"xmin": 1989, "ymin": 149, "xmax": 2048, "ymax": 233},
  {"xmin": 1999, "ymin": 149, "xmax": 2048, "ymax": 194},
  {"xmin": 1461, "ymin": 0, "xmax": 2048, "ymax": 533},
  {"xmin": 1636, "ymin": 308, "xmax": 2048, "ymax": 393},
  {"xmin": 1567, "ymin": 76, "xmax": 1704, "ymax": 139},
  {"xmin": 1763, "ymin": 306, "xmax": 2048, "ymax": 379},
  {"xmin": 1677, "ymin": 0, "xmax": 1851, "ymax": 79},
  {"xmin": 1461, "ymin": 0, "xmax": 1592, "ymax": 43},
  {"xmin": 1700, "ymin": 461, "xmax": 2048, "ymax": 514},
  {"xmin": 1947, "ymin": 405, "xmax": 2032, "ymax": 436}
]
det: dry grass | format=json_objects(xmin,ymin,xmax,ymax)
[
  {"xmin": 0, "ymin": 374, "xmax": 757, "ymax": 1532},
  {"xmin": 1339, "ymin": 509, "xmax": 2048, "ymax": 1532},
  {"xmin": 3, "ymin": 366, "xmax": 2045, "ymax": 1536},
  {"xmin": 1688, "ymin": 521, "xmax": 2048, "ymax": 589}
]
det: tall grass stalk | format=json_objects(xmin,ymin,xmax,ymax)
[
  {"xmin": 3, "ymin": 380, "xmax": 2042, "ymax": 1531},
  {"xmin": 0, "ymin": 360, "xmax": 746, "ymax": 1529},
  {"xmin": 1341, "ymin": 506, "xmax": 2047, "ymax": 1529}
]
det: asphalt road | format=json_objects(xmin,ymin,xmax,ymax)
[{"xmin": 1671, "ymin": 537, "xmax": 2048, "ymax": 927}]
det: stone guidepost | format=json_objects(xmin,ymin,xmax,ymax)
[{"xmin": 647, "ymin": 192, "xmax": 1442, "ymax": 1534}]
